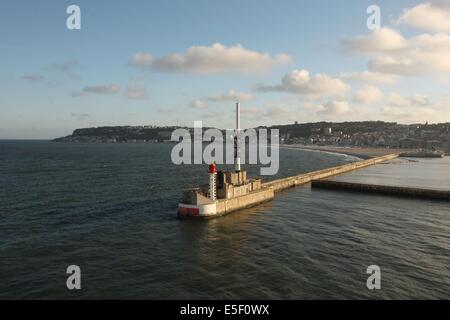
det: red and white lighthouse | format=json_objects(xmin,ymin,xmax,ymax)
[{"xmin": 209, "ymin": 161, "xmax": 217, "ymax": 200}]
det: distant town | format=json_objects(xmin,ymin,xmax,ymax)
[{"xmin": 53, "ymin": 121, "xmax": 450, "ymax": 151}]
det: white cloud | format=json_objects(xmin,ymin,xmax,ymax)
[
  {"xmin": 71, "ymin": 91, "xmax": 89, "ymax": 98},
  {"xmin": 340, "ymin": 71, "xmax": 398, "ymax": 85},
  {"xmin": 267, "ymin": 105, "xmax": 297, "ymax": 123},
  {"xmin": 303, "ymin": 102, "xmax": 325, "ymax": 112},
  {"xmin": 126, "ymin": 85, "xmax": 148, "ymax": 100},
  {"xmin": 52, "ymin": 61, "xmax": 80, "ymax": 81},
  {"xmin": 398, "ymin": 0, "xmax": 450, "ymax": 33},
  {"xmin": 385, "ymin": 93, "xmax": 409, "ymax": 108},
  {"xmin": 368, "ymin": 56, "xmax": 424, "ymax": 76},
  {"xmin": 72, "ymin": 84, "xmax": 120, "ymax": 97},
  {"xmin": 353, "ymin": 85, "xmax": 383, "ymax": 104},
  {"xmin": 345, "ymin": 28, "xmax": 450, "ymax": 76},
  {"xmin": 342, "ymin": 28, "xmax": 408, "ymax": 53},
  {"xmin": 368, "ymin": 33, "xmax": 450, "ymax": 75},
  {"xmin": 380, "ymin": 105, "xmax": 438, "ymax": 121},
  {"xmin": 262, "ymin": 104, "xmax": 291, "ymax": 118},
  {"xmin": 319, "ymin": 100, "xmax": 351, "ymax": 116},
  {"xmin": 239, "ymin": 104, "xmax": 295, "ymax": 123},
  {"xmin": 258, "ymin": 69, "xmax": 349, "ymax": 98},
  {"xmin": 192, "ymin": 90, "xmax": 253, "ymax": 110},
  {"xmin": 241, "ymin": 106, "xmax": 260, "ymax": 115},
  {"xmin": 208, "ymin": 90, "xmax": 253, "ymax": 102},
  {"xmin": 385, "ymin": 93, "xmax": 431, "ymax": 108},
  {"xmin": 22, "ymin": 74, "xmax": 44, "ymax": 82},
  {"xmin": 410, "ymin": 94, "xmax": 431, "ymax": 106},
  {"xmin": 130, "ymin": 53, "xmax": 153, "ymax": 67},
  {"xmin": 130, "ymin": 43, "xmax": 292, "ymax": 74},
  {"xmin": 190, "ymin": 99, "xmax": 208, "ymax": 110},
  {"xmin": 372, "ymin": 33, "xmax": 450, "ymax": 75},
  {"xmin": 83, "ymin": 84, "xmax": 120, "ymax": 94}
]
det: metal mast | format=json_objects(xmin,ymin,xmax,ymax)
[{"xmin": 235, "ymin": 102, "xmax": 241, "ymax": 172}]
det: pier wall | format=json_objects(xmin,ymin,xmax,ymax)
[
  {"xmin": 180, "ymin": 153, "xmax": 401, "ymax": 218},
  {"xmin": 262, "ymin": 153, "xmax": 399, "ymax": 193},
  {"xmin": 216, "ymin": 187, "xmax": 274, "ymax": 216},
  {"xmin": 311, "ymin": 180, "xmax": 450, "ymax": 201}
]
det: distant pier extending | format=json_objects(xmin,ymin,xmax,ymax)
[
  {"xmin": 311, "ymin": 180, "xmax": 450, "ymax": 201},
  {"xmin": 262, "ymin": 153, "xmax": 400, "ymax": 193},
  {"xmin": 264, "ymin": 151, "xmax": 450, "ymax": 202}
]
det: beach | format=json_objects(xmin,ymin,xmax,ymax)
[{"xmin": 282, "ymin": 144, "xmax": 408, "ymax": 159}]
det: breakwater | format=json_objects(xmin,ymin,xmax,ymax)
[
  {"xmin": 262, "ymin": 153, "xmax": 399, "ymax": 193},
  {"xmin": 215, "ymin": 187, "xmax": 275, "ymax": 217},
  {"xmin": 311, "ymin": 180, "xmax": 450, "ymax": 201}
]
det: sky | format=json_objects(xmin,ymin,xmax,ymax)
[{"xmin": 1, "ymin": 0, "xmax": 450, "ymax": 139}]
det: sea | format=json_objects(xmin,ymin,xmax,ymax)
[{"xmin": 0, "ymin": 140, "xmax": 449, "ymax": 299}]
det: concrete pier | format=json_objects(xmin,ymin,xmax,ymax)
[
  {"xmin": 262, "ymin": 153, "xmax": 399, "ymax": 193},
  {"xmin": 215, "ymin": 187, "xmax": 275, "ymax": 217},
  {"xmin": 180, "ymin": 152, "xmax": 450, "ymax": 218},
  {"xmin": 311, "ymin": 180, "xmax": 450, "ymax": 201},
  {"xmin": 183, "ymin": 152, "xmax": 449, "ymax": 219}
]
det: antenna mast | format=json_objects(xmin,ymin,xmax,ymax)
[{"xmin": 235, "ymin": 102, "xmax": 241, "ymax": 172}]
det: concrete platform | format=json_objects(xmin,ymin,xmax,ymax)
[
  {"xmin": 263, "ymin": 153, "xmax": 400, "ymax": 193},
  {"xmin": 311, "ymin": 180, "xmax": 450, "ymax": 201}
]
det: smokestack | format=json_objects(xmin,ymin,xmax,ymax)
[{"xmin": 235, "ymin": 102, "xmax": 241, "ymax": 172}]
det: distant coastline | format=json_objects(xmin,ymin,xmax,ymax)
[
  {"xmin": 52, "ymin": 121, "xmax": 450, "ymax": 156},
  {"xmin": 52, "ymin": 126, "xmax": 180, "ymax": 143}
]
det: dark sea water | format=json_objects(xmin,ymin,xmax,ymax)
[{"xmin": 1, "ymin": 140, "xmax": 449, "ymax": 299}]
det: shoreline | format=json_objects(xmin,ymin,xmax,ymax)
[{"xmin": 281, "ymin": 144, "xmax": 406, "ymax": 160}]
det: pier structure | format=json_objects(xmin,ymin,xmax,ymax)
[
  {"xmin": 262, "ymin": 153, "xmax": 400, "ymax": 193},
  {"xmin": 178, "ymin": 102, "xmax": 448, "ymax": 219},
  {"xmin": 311, "ymin": 180, "xmax": 450, "ymax": 201},
  {"xmin": 178, "ymin": 102, "xmax": 275, "ymax": 219},
  {"xmin": 179, "ymin": 152, "xmax": 404, "ymax": 218}
]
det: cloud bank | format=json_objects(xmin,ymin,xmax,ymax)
[
  {"xmin": 258, "ymin": 69, "xmax": 349, "ymax": 98},
  {"xmin": 398, "ymin": 0, "xmax": 450, "ymax": 32},
  {"xmin": 130, "ymin": 43, "xmax": 292, "ymax": 74},
  {"xmin": 83, "ymin": 85, "xmax": 120, "ymax": 94},
  {"xmin": 208, "ymin": 90, "xmax": 253, "ymax": 102},
  {"xmin": 343, "ymin": 28, "xmax": 450, "ymax": 76}
]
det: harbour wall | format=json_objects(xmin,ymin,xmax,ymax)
[
  {"xmin": 182, "ymin": 153, "xmax": 401, "ymax": 218},
  {"xmin": 311, "ymin": 180, "xmax": 450, "ymax": 201},
  {"xmin": 262, "ymin": 153, "xmax": 399, "ymax": 193},
  {"xmin": 216, "ymin": 187, "xmax": 275, "ymax": 216}
]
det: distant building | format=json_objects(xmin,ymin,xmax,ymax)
[
  {"xmin": 400, "ymin": 138, "xmax": 425, "ymax": 149},
  {"xmin": 157, "ymin": 131, "xmax": 172, "ymax": 140},
  {"xmin": 323, "ymin": 127, "xmax": 332, "ymax": 135},
  {"xmin": 426, "ymin": 140, "xmax": 442, "ymax": 150}
]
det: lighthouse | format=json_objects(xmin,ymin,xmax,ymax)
[
  {"xmin": 208, "ymin": 161, "xmax": 217, "ymax": 200},
  {"xmin": 178, "ymin": 101, "xmax": 273, "ymax": 219},
  {"xmin": 209, "ymin": 102, "xmax": 241, "ymax": 200}
]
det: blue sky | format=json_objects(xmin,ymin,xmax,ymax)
[{"xmin": 1, "ymin": 0, "xmax": 449, "ymax": 138}]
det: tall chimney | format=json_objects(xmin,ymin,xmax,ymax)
[{"xmin": 235, "ymin": 102, "xmax": 241, "ymax": 172}]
